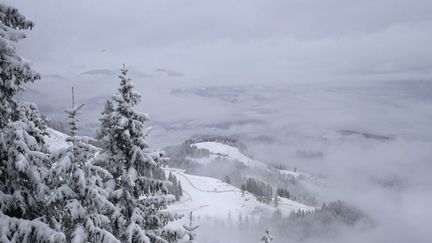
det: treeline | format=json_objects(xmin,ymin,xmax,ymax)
[
  {"xmin": 288, "ymin": 200, "xmax": 367, "ymax": 225},
  {"xmin": 271, "ymin": 200, "xmax": 369, "ymax": 241},
  {"xmin": 276, "ymin": 187, "xmax": 290, "ymax": 199},
  {"xmin": 190, "ymin": 201, "xmax": 367, "ymax": 242},
  {"xmin": 241, "ymin": 177, "xmax": 294, "ymax": 204},
  {"xmin": 154, "ymin": 168, "xmax": 183, "ymax": 201},
  {"xmin": 164, "ymin": 135, "xmax": 249, "ymax": 169},
  {"xmin": 185, "ymin": 135, "xmax": 247, "ymax": 153},
  {"xmin": 241, "ymin": 178, "xmax": 273, "ymax": 203},
  {"xmin": 163, "ymin": 142, "xmax": 210, "ymax": 168},
  {"xmin": 167, "ymin": 172, "xmax": 183, "ymax": 201}
]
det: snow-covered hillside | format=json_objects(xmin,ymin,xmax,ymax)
[
  {"xmin": 165, "ymin": 138, "xmax": 325, "ymax": 206},
  {"xmin": 192, "ymin": 141, "xmax": 266, "ymax": 168},
  {"xmin": 44, "ymin": 129, "xmax": 314, "ymax": 226},
  {"xmin": 164, "ymin": 168, "xmax": 314, "ymax": 222}
]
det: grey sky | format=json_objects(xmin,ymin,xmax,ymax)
[
  {"xmin": 8, "ymin": 0, "xmax": 432, "ymax": 85},
  {"xmin": 6, "ymin": 2, "xmax": 432, "ymax": 242}
]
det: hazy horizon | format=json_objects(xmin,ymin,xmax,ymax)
[{"xmin": 3, "ymin": 1, "xmax": 432, "ymax": 242}]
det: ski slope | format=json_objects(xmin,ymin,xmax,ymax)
[{"xmin": 164, "ymin": 168, "xmax": 314, "ymax": 222}]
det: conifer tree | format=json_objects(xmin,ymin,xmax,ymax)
[
  {"xmin": 223, "ymin": 175, "xmax": 231, "ymax": 184},
  {"xmin": 65, "ymin": 87, "xmax": 84, "ymax": 137},
  {"xmin": 0, "ymin": 3, "xmax": 40, "ymax": 128},
  {"xmin": 1, "ymin": 104, "xmax": 65, "ymax": 242},
  {"xmin": 166, "ymin": 172, "xmax": 183, "ymax": 201},
  {"xmin": 177, "ymin": 181, "xmax": 183, "ymax": 199},
  {"xmin": 97, "ymin": 100, "xmax": 118, "ymax": 155},
  {"xmin": 95, "ymin": 65, "xmax": 179, "ymax": 242},
  {"xmin": 46, "ymin": 97, "xmax": 118, "ymax": 242},
  {"xmin": 0, "ymin": 3, "xmax": 65, "ymax": 242},
  {"xmin": 261, "ymin": 227, "xmax": 273, "ymax": 243},
  {"xmin": 183, "ymin": 212, "xmax": 198, "ymax": 243}
]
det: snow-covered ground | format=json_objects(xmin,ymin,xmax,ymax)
[
  {"xmin": 45, "ymin": 128, "xmax": 70, "ymax": 152},
  {"xmin": 192, "ymin": 142, "xmax": 266, "ymax": 168},
  {"xmin": 44, "ymin": 128, "xmax": 314, "ymax": 227},
  {"xmin": 164, "ymin": 168, "xmax": 314, "ymax": 224},
  {"xmin": 189, "ymin": 141, "xmax": 324, "ymax": 192},
  {"xmin": 279, "ymin": 169, "xmax": 301, "ymax": 178}
]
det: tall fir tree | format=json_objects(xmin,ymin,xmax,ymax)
[
  {"xmin": 46, "ymin": 99, "xmax": 118, "ymax": 242},
  {"xmin": 0, "ymin": 3, "xmax": 65, "ymax": 242},
  {"xmin": 0, "ymin": 3, "xmax": 40, "ymax": 128},
  {"xmin": 65, "ymin": 87, "xmax": 84, "ymax": 137},
  {"xmin": 96, "ymin": 65, "xmax": 179, "ymax": 242}
]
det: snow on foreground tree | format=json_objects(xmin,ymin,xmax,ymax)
[
  {"xmin": 45, "ymin": 99, "xmax": 119, "ymax": 242},
  {"xmin": 0, "ymin": 104, "xmax": 65, "ymax": 242},
  {"xmin": 0, "ymin": 3, "xmax": 40, "ymax": 128},
  {"xmin": 95, "ymin": 65, "xmax": 182, "ymax": 242},
  {"xmin": 0, "ymin": 3, "xmax": 65, "ymax": 242}
]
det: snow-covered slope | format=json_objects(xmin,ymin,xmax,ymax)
[
  {"xmin": 279, "ymin": 169, "xmax": 301, "ymax": 178},
  {"xmin": 44, "ymin": 129, "xmax": 315, "ymax": 225},
  {"xmin": 192, "ymin": 141, "xmax": 266, "ymax": 168},
  {"xmin": 45, "ymin": 128, "xmax": 70, "ymax": 152},
  {"xmin": 164, "ymin": 168, "xmax": 314, "ymax": 222}
]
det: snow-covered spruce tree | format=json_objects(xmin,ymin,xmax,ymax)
[
  {"xmin": 0, "ymin": 3, "xmax": 40, "ymax": 127},
  {"xmin": 1, "ymin": 104, "xmax": 65, "ymax": 242},
  {"xmin": 46, "ymin": 102, "xmax": 118, "ymax": 242},
  {"xmin": 96, "ymin": 65, "xmax": 180, "ymax": 242},
  {"xmin": 182, "ymin": 212, "xmax": 198, "ymax": 243},
  {"xmin": 261, "ymin": 227, "xmax": 273, "ymax": 243},
  {"xmin": 97, "ymin": 100, "xmax": 120, "ymax": 158},
  {"xmin": 0, "ymin": 3, "xmax": 65, "ymax": 242},
  {"xmin": 65, "ymin": 87, "xmax": 84, "ymax": 137}
]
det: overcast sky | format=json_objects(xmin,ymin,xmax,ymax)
[
  {"xmin": 6, "ymin": 3, "xmax": 432, "ymax": 241},
  {"xmin": 7, "ymin": 0, "xmax": 432, "ymax": 85}
]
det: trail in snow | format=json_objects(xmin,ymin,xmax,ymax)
[
  {"xmin": 170, "ymin": 168, "xmax": 310, "ymax": 209},
  {"xmin": 175, "ymin": 170, "xmax": 239, "ymax": 193},
  {"xmin": 166, "ymin": 204, "xmax": 209, "ymax": 213},
  {"xmin": 165, "ymin": 168, "xmax": 315, "ymax": 220},
  {"xmin": 172, "ymin": 189, "xmax": 192, "ymax": 205}
]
